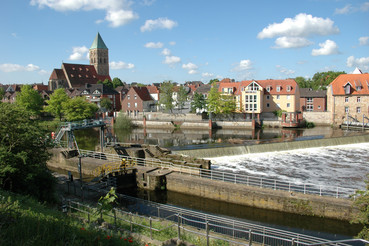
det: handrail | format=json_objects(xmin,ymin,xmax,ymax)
[{"xmin": 77, "ymin": 149, "xmax": 356, "ymax": 199}]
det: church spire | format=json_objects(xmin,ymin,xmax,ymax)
[
  {"xmin": 90, "ymin": 32, "xmax": 108, "ymax": 50},
  {"xmin": 89, "ymin": 33, "xmax": 109, "ymax": 76}
]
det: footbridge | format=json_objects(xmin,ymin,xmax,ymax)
[{"xmin": 342, "ymin": 114, "xmax": 369, "ymax": 130}]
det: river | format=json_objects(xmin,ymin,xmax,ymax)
[{"xmin": 73, "ymin": 126, "xmax": 367, "ymax": 240}]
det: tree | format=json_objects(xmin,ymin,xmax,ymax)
[
  {"xmin": 221, "ymin": 94, "xmax": 236, "ymax": 114},
  {"xmin": 206, "ymin": 86, "xmax": 222, "ymax": 114},
  {"xmin": 97, "ymin": 79, "xmax": 113, "ymax": 89},
  {"xmin": 0, "ymin": 103, "xmax": 56, "ymax": 201},
  {"xmin": 310, "ymin": 71, "xmax": 346, "ymax": 90},
  {"xmin": 15, "ymin": 85, "xmax": 44, "ymax": 117},
  {"xmin": 44, "ymin": 88, "xmax": 70, "ymax": 121},
  {"xmin": 100, "ymin": 97, "xmax": 112, "ymax": 112},
  {"xmin": 112, "ymin": 77, "xmax": 124, "ymax": 88},
  {"xmin": 208, "ymin": 78, "xmax": 219, "ymax": 85},
  {"xmin": 159, "ymin": 81, "xmax": 174, "ymax": 113},
  {"xmin": 191, "ymin": 92, "xmax": 206, "ymax": 113},
  {"xmin": 295, "ymin": 76, "xmax": 311, "ymax": 88},
  {"xmin": 176, "ymin": 85, "xmax": 188, "ymax": 112},
  {"xmin": 0, "ymin": 87, "xmax": 5, "ymax": 99},
  {"xmin": 62, "ymin": 97, "xmax": 99, "ymax": 121},
  {"xmin": 352, "ymin": 176, "xmax": 369, "ymax": 240}
]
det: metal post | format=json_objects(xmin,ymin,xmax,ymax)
[
  {"xmin": 291, "ymin": 238, "xmax": 296, "ymax": 246},
  {"xmin": 130, "ymin": 212, "xmax": 133, "ymax": 232},
  {"xmin": 206, "ymin": 221, "xmax": 209, "ymax": 246},
  {"xmin": 177, "ymin": 213, "xmax": 181, "ymax": 240},
  {"xmin": 274, "ymin": 180, "xmax": 276, "ymax": 190},
  {"xmin": 304, "ymin": 184, "xmax": 306, "ymax": 194},
  {"xmin": 78, "ymin": 156, "xmax": 83, "ymax": 200},
  {"xmin": 248, "ymin": 229, "xmax": 252, "ymax": 246},
  {"xmin": 150, "ymin": 217, "xmax": 153, "ymax": 239},
  {"xmin": 100, "ymin": 126, "xmax": 104, "ymax": 152},
  {"xmin": 260, "ymin": 178, "xmax": 262, "ymax": 188},
  {"xmin": 319, "ymin": 186, "xmax": 322, "ymax": 196},
  {"xmin": 336, "ymin": 187, "xmax": 339, "ymax": 198}
]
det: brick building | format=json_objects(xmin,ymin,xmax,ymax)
[
  {"xmin": 299, "ymin": 88, "xmax": 327, "ymax": 112},
  {"xmin": 121, "ymin": 87, "xmax": 156, "ymax": 116}
]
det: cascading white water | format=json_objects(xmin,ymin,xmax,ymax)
[{"xmin": 209, "ymin": 142, "xmax": 369, "ymax": 191}]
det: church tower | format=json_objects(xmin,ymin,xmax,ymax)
[{"xmin": 89, "ymin": 33, "xmax": 109, "ymax": 76}]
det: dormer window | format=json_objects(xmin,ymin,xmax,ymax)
[
  {"xmin": 248, "ymin": 82, "xmax": 259, "ymax": 92},
  {"xmin": 277, "ymin": 86, "xmax": 281, "ymax": 92},
  {"xmin": 286, "ymin": 85, "xmax": 291, "ymax": 92},
  {"xmin": 344, "ymin": 83, "xmax": 352, "ymax": 95},
  {"xmin": 266, "ymin": 86, "xmax": 271, "ymax": 92}
]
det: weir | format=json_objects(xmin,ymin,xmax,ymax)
[{"xmin": 172, "ymin": 134, "xmax": 369, "ymax": 158}]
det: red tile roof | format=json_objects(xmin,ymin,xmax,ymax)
[
  {"xmin": 146, "ymin": 84, "xmax": 159, "ymax": 94},
  {"xmin": 329, "ymin": 73, "xmax": 369, "ymax": 95},
  {"xmin": 132, "ymin": 87, "xmax": 153, "ymax": 101},
  {"xmin": 62, "ymin": 63, "xmax": 111, "ymax": 88}
]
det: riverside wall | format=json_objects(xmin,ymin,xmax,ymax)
[
  {"xmin": 173, "ymin": 134, "xmax": 369, "ymax": 158},
  {"xmin": 166, "ymin": 172, "xmax": 357, "ymax": 221}
]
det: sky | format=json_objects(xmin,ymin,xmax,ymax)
[{"xmin": 1, "ymin": 0, "xmax": 369, "ymax": 85}]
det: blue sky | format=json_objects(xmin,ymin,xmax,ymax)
[{"xmin": 1, "ymin": 0, "xmax": 368, "ymax": 85}]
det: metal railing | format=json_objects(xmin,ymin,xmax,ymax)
[
  {"xmin": 77, "ymin": 149, "xmax": 357, "ymax": 199},
  {"xmin": 65, "ymin": 192, "xmax": 362, "ymax": 246}
]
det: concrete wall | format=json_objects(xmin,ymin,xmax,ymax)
[
  {"xmin": 215, "ymin": 121, "xmax": 253, "ymax": 129},
  {"xmin": 303, "ymin": 111, "xmax": 331, "ymax": 125},
  {"xmin": 166, "ymin": 173, "xmax": 357, "ymax": 221}
]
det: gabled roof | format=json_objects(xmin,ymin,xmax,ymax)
[
  {"xmin": 76, "ymin": 83, "xmax": 118, "ymax": 96},
  {"xmin": 329, "ymin": 73, "xmax": 369, "ymax": 95},
  {"xmin": 49, "ymin": 69, "xmax": 66, "ymax": 80},
  {"xmin": 146, "ymin": 84, "xmax": 159, "ymax": 94},
  {"xmin": 299, "ymin": 88, "xmax": 327, "ymax": 98},
  {"xmin": 130, "ymin": 86, "xmax": 153, "ymax": 101},
  {"xmin": 195, "ymin": 84, "xmax": 212, "ymax": 94},
  {"xmin": 90, "ymin": 33, "xmax": 108, "ymax": 50},
  {"xmin": 62, "ymin": 63, "xmax": 111, "ymax": 88}
]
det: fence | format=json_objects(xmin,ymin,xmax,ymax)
[
  {"xmin": 65, "ymin": 194, "xmax": 366, "ymax": 246},
  {"xmin": 78, "ymin": 149, "xmax": 357, "ymax": 199}
]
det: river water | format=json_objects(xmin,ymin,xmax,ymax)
[{"xmin": 73, "ymin": 126, "xmax": 368, "ymax": 239}]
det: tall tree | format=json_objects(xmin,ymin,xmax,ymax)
[
  {"xmin": 311, "ymin": 71, "xmax": 346, "ymax": 90},
  {"xmin": 159, "ymin": 81, "xmax": 174, "ymax": 113},
  {"xmin": 221, "ymin": 94, "xmax": 236, "ymax": 114},
  {"xmin": 208, "ymin": 78, "xmax": 219, "ymax": 85},
  {"xmin": 62, "ymin": 97, "xmax": 99, "ymax": 121},
  {"xmin": 206, "ymin": 86, "xmax": 222, "ymax": 114},
  {"xmin": 191, "ymin": 92, "xmax": 206, "ymax": 113},
  {"xmin": 176, "ymin": 85, "xmax": 188, "ymax": 112},
  {"xmin": 112, "ymin": 77, "xmax": 124, "ymax": 88},
  {"xmin": 16, "ymin": 85, "xmax": 44, "ymax": 117},
  {"xmin": 0, "ymin": 103, "xmax": 56, "ymax": 201},
  {"xmin": 97, "ymin": 79, "xmax": 113, "ymax": 89},
  {"xmin": 0, "ymin": 87, "xmax": 5, "ymax": 99},
  {"xmin": 295, "ymin": 76, "xmax": 311, "ymax": 88},
  {"xmin": 44, "ymin": 88, "xmax": 70, "ymax": 121},
  {"xmin": 100, "ymin": 97, "xmax": 112, "ymax": 112}
]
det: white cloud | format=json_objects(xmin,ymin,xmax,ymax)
[
  {"xmin": 276, "ymin": 65, "xmax": 295, "ymax": 75},
  {"xmin": 311, "ymin": 40, "xmax": 339, "ymax": 56},
  {"xmin": 69, "ymin": 46, "xmax": 89, "ymax": 60},
  {"xmin": 257, "ymin": 13, "xmax": 339, "ymax": 39},
  {"xmin": 232, "ymin": 59, "xmax": 253, "ymax": 72},
  {"xmin": 335, "ymin": 4, "xmax": 353, "ymax": 14},
  {"xmin": 30, "ymin": 0, "xmax": 138, "ymax": 27},
  {"xmin": 140, "ymin": 17, "xmax": 178, "ymax": 32},
  {"xmin": 141, "ymin": 0, "xmax": 155, "ymax": 6},
  {"xmin": 274, "ymin": 37, "xmax": 313, "ymax": 49},
  {"xmin": 361, "ymin": 2, "xmax": 369, "ymax": 11},
  {"xmin": 0, "ymin": 63, "xmax": 40, "ymax": 72},
  {"xmin": 144, "ymin": 42, "xmax": 164, "ymax": 48},
  {"xmin": 39, "ymin": 69, "xmax": 49, "ymax": 75},
  {"xmin": 347, "ymin": 56, "xmax": 369, "ymax": 70},
  {"xmin": 182, "ymin": 62, "xmax": 198, "ymax": 74},
  {"xmin": 359, "ymin": 37, "xmax": 369, "ymax": 46},
  {"xmin": 163, "ymin": 55, "xmax": 181, "ymax": 65},
  {"xmin": 169, "ymin": 41, "xmax": 176, "ymax": 46},
  {"xmin": 110, "ymin": 61, "xmax": 135, "ymax": 70},
  {"xmin": 161, "ymin": 48, "xmax": 171, "ymax": 56},
  {"xmin": 105, "ymin": 9, "xmax": 138, "ymax": 27},
  {"xmin": 202, "ymin": 72, "xmax": 214, "ymax": 78}
]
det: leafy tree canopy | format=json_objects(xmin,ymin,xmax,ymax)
[
  {"xmin": 100, "ymin": 97, "xmax": 112, "ymax": 112},
  {"xmin": 0, "ymin": 87, "xmax": 5, "ymax": 99},
  {"xmin": 352, "ymin": 176, "xmax": 369, "ymax": 240},
  {"xmin": 44, "ymin": 88, "xmax": 70, "ymax": 121},
  {"xmin": 295, "ymin": 76, "xmax": 311, "ymax": 89},
  {"xmin": 206, "ymin": 86, "xmax": 236, "ymax": 114},
  {"xmin": 62, "ymin": 97, "xmax": 99, "ymax": 121},
  {"xmin": 310, "ymin": 71, "xmax": 346, "ymax": 90},
  {"xmin": 208, "ymin": 78, "xmax": 219, "ymax": 85},
  {"xmin": 112, "ymin": 77, "xmax": 124, "ymax": 88},
  {"xmin": 176, "ymin": 85, "xmax": 188, "ymax": 111},
  {"xmin": 159, "ymin": 81, "xmax": 174, "ymax": 113},
  {"xmin": 15, "ymin": 85, "xmax": 44, "ymax": 117},
  {"xmin": 191, "ymin": 92, "xmax": 206, "ymax": 113},
  {"xmin": 97, "ymin": 79, "xmax": 113, "ymax": 89},
  {"xmin": 0, "ymin": 103, "xmax": 56, "ymax": 201}
]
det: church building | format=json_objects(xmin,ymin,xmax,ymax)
[{"xmin": 48, "ymin": 33, "xmax": 111, "ymax": 91}]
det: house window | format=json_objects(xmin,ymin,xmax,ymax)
[
  {"xmin": 276, "ymin": 95, "xmax": 280, "ymax": 99},
  {"xmin": 245, "ymin": 95, "xmax": 249, "ymax": 102},
  {"xmin": 344, "ymin": 85, "xmax": 351, "ymax": 94},
  {"xmin": 287, "ymin": 103, "xmax": 290, "ymax": 108},
  {"xmin": 266, "ymin": 86, "xmax": 271, "ymax": 92},
  {"xmin": 266, "ymin": 103, "xmax": 270, "ymax": 108},
  {"xmin": 276, "ymin": 86, "xmax": 281, "ymax": 92},
  {"xmin": 245, "ymin": 104, "xmax": 249, "ymax": 111},
  {"xmin": 134, "ymin": 103, "xmax": 137, "ymax": 108},
  {"xmin": 357, "ymin": 97, "xmax": 361, "ymax": 103},
  {"xmin": 127, "ymin": 95, "xmax": 130, "ymax": 100},
  {"xmin": 357, "ymin": 107, "xmax": 361, "ymax": 113},
  {"xmin": 287, "ymin": 95, "xmax": 290, "ymax": 100},
  {"xmin": 134, "ymin": 95, "xmax": 137, "ymax": 100},
  {"xmin": 306, "ymin": 105, "xmax": 313, "ymax": 111},
  {"xmin": 253, "ymin": 95, "xmax": 257, "ymax": 102},
  {"xmin": 318, "ymin": 106, "xmax": 321, "ymax": 109},
  {"xmin": 277, "ymin": 103, "xmax": 280, "ymax": 108},
  {"xmin": 266, "ymin": 95, "xmax": 270, "ymax": 100},
  {"xmin": 254, "ymin": 104, "xmax": 257, "ymax": 111},
  {"xmin": 128, "ymin": 103, "xmax": 130, "ymax": 108},
  {"xmin": 287, "ymin": 86, "xmax": 291, "ymax": 92},
  {"xmin": 345, "ymin": 107, "xmax": 349, "ymax": 113},
  {"xmin": 345, "ymin": 97, "xmax": 348, "ymax": 102},
  {"xmin": 357, "ymin": 86, "xmax": 362, "ymax": 91},
  {"xmin": 307, "ymin": 97, "xmax": 313, "ymax": 103}
]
